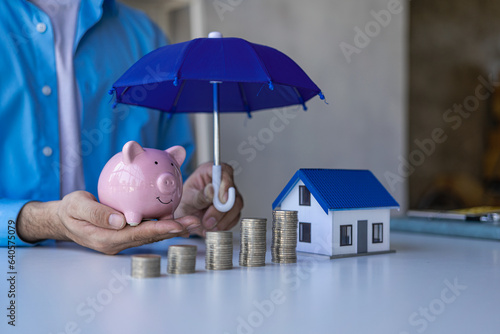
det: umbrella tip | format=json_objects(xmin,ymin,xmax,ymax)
[
  {"xmin": 318, "ymin": 91, "xmax": 329, "ymax": 105},
  {"xmin": 208, "ymin": 31, "xmax": 223, "ymax": 38}
]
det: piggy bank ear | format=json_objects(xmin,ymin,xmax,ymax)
[
  {"xmin": 123, "ymin": 141, "xmax": 145, "ymax": 165},
  {"xmin": 166, "ymin": 146, "xmax": 186, "ymax": 167}
]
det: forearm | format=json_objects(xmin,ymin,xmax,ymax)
[{"xmin": 17, "ymin": 201, "xmax": 68, "ymax": 243}]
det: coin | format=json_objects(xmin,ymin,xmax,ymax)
[
  {"xmin": 271, "ymin": 210, "xmax": 298, "ymax": 264},
  {"xmin": 239, "ymin": 218, "xmax": 267, "ymax": 267},
  {"xmin": 131, "ymin": 254, "xmax": 161, "ymax": 278},
  {"xmin": 205, "ymin": 231, "xmax": 233, "ymax": 270},
  {"xmin": 167, "ymin": 245, "xmax": 197, "ymax": 274}
]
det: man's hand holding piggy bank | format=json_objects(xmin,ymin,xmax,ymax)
[
  {"xmin": 16, "ymin": 141, "xmax": 243, "ymax": 254},
  {"xmin": 98, "ymin": 141, "xmax": 186, "ymax": 226}
]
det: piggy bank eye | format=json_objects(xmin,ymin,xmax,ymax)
[
  {"xmin": 171, "ymin": 163, "xmax": 174, "ymax": 167},
  {"xmin": 155, "ymin": 161, "xmax": 158, "ymax": 165}
]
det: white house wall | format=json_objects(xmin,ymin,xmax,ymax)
[
  {"xmin": 279, "ymin": 181, "xmax": 333, "ymax": 256},
  {"xmin": 332, "ymin": 209, "xmax": 390, "ymax": 256}
]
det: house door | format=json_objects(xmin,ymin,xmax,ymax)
[{"xmin": 357, "ymin": 220, "xmax": 368, "ymax": 253}]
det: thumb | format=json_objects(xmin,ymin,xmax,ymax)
[
  {"xmin": 73, "ymin": 194, "xmax": 126, "ymax": 230},
  {"xmin": 191, "ymin": 184, "xmax": 214, "ymax": 210}
]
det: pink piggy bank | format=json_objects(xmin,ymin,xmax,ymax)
[{"xmin": 98, "ymin": 141, "xmax": 186, "ymax": 226}]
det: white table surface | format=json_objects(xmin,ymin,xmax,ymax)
[{"xmin": 1, "ymin": 231, "xmax": 499, "ymax": 334}]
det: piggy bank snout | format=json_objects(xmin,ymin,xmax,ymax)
[{"xmin": 156, "ymin": 173, "xmax": 178, "ymax": 194}]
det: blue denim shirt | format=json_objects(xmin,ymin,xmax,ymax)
[{"xmin": 0, "ymin": 0, "xmax": 194, "ymax": 246}]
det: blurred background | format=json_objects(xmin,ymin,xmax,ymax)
[{"xmin": 120, "ymin": 0, "xmax": 500, "ymax": 219}]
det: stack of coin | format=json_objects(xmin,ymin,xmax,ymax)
[
  {"xmin": 131, "ymin": 254, "xmax": 161, "ymax": 278},
  {"xmin": 167, "ymin": 245, "xmax": 197, "ymax": 274},
  {"xmin": 239, "ymin": 218, "xmax": 267, "ymax": 267},
  {"xmin": 205, "ymin": 231, "xmax": 233, "ymax": 270},
  {"xmin": 272, "ymin": 210, "xmax": 298, "ymax": 264}
]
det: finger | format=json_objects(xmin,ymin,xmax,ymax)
[
  {"xmin": 213, "ymin": 194, "xmax": 243, "ymax": 231},
  {"xmin": 189, "ymin": 225, "xmax": 206, "ymax": 237},
  {"xmin": 210, "ymin": 198, "xmax": 241, "ymax": 231},
  {"xmin": 102, "ymin": 216, "xmax": 200, "ymax": 252},
  {"xmin": 200, "ymin": 164, "xmax": 238, "ymax": 229},
  {"xmin": 218, "ymin": 164, "xmax": 235, "ymax": 202},
  {"xmin": 201, "ymin": 205, "xmax": 224, "ymax": 230},
  {"xmin": 197, "ymin": 185, "xmax": 225, "ymax": 230},
  {"xmin": 190, "ymin": 183, "xmax": 214, "ymax": 211},
  {"xmin": 67, "ymin": 191, "xmax": 126, "ymax": 230},
  {"xmin": 169, "ymin": 215, "xmax": 202, "ymax": 233},
  {"xmin": 200, "ymin": 193, "xmax": 242, "ymax": 232},
  {"xmin": 216, "ymin": 169, "xmax": 242, "ymax": 228}
]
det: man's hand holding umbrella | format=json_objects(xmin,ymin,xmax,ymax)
[{"xmin": 175, "ymin": 162, "xmax": 244, "ymax": 237}]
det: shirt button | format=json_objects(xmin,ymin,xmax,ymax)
[
  {"xmin": 42, "ymin": 146, "xmax": 53, "ymax": 157},
  {"xmin": 36, "ymin": 22, "xmax": 47, "ymax": 33},
  {"xmin": 42, "ymin": 85, "xmax": 52, "ymax": 96}
]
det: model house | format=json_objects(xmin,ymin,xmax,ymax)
[{"xmin": 272, "ymin": 169, "xmax": 399, "ymax": 258}]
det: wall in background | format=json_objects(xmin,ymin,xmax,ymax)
[
  {"xmin": 121, "ymin": 0, "xmax": 409, "ymax": 219},
  {"xmin": 205, "ymin": 0, "xmax": 408, "ymax": 219}
]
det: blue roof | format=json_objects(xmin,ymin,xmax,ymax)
[{"xmin": 272, "ymin": 169, "xmax": 399, "ymax": 214}]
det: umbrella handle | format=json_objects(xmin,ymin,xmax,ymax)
[{"xmin": 212, "ymin": 165, "xmax": 236, "ymax": 212}]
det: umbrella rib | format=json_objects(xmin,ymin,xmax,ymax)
[
  {"xmin": 171, "ymin": 80, "xmax": 186, "ymax": 112},
  {"xmin": 121, "ymin": 87, "xmax": 130, "ymax": 96},
  {"xmin": 293, "ymin": 87, "xmax": 307, "ymax": 111},
  {"xmin": 237, "ymin": 82, "xmax": 251, "ymax": 116},
  {"xmin": 246, "ymin": 44, "xmax": 322, "ymax": 96},
  {"xmin": 172, "ymin": 39, "xmax": 201, "ymax": 84},
  {"xmin": 246, "ymin": 43, "xmax": 273, "ymax": 83}
]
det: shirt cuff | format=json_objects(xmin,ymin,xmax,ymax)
[{"xmin": 0, "ymin": 199, "xmax": 41, "ymax": 247}]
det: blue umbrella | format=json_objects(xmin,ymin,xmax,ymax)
[{"xmin": 111, "ymin": 32, "xmax": 325, "ymax": 212}]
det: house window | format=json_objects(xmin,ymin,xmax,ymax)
[
  {"xmin": 299, "ymin": 222, "xmax": 311, "ymax": 243},
  {"xmin": 373, "ymin": 223, "xmax": 383, "ymax": 243},
  {"xmin": 340, "ymin": 225, "xmax": 352, "ymax": 246},
  {"xmin": 299, "ymin": 185, "xmax": 310, "ymax": 206}
]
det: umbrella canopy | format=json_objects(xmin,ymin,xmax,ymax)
[
  {"xmin": 112, "ymin": 34, "xmax": 323, "ymax": 114},
  {"xmin": 111, "ymin": 32, "xmax": 324, "ymax": 213}
]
